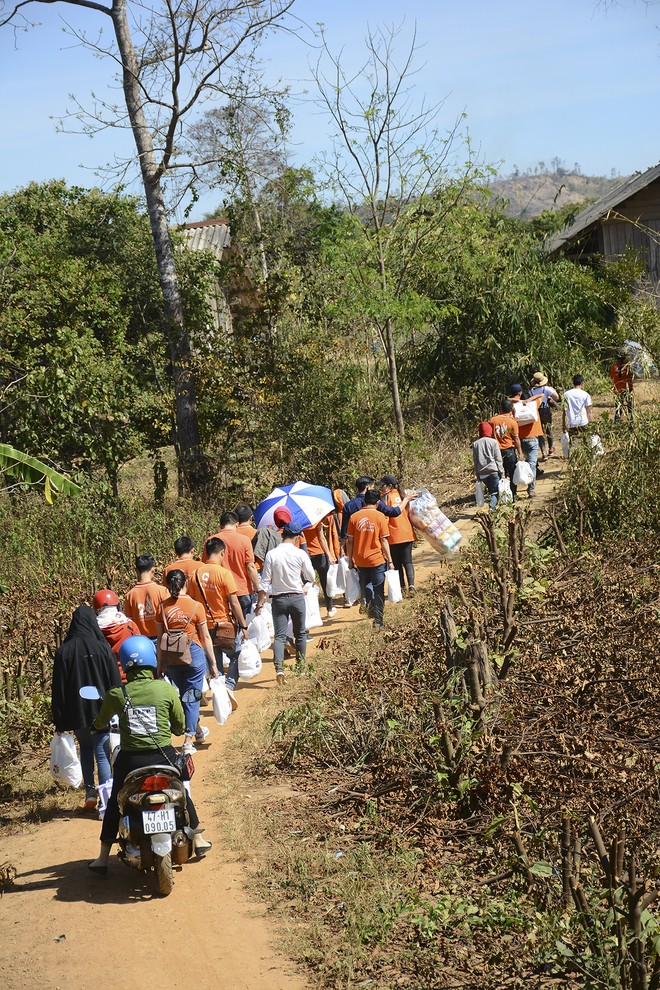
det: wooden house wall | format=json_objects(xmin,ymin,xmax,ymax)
[{"xmin": 600, "ymin": 220, "xmax": 660, "ymax": 284}]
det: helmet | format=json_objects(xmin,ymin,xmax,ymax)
[
  {"xmin": 118, "ymin": 635, "xmax": 157, "ymax": 672},
  {"xmin": 93, "ymin": 589, "xmax": 119, "ymax": 610}
]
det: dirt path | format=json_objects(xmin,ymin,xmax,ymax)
[{"xmin": 0, "ymin": 388, "xmax": 647, "ymax": 990}]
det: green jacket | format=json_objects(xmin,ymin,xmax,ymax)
[{"xmin": 94, "ymin": 669, "xmax": 185, "ymax": 752}]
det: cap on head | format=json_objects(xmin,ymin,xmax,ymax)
[
  {"xmin": 379, "ymin": 475, "xmax": 398, "ymax": 488},
  {"xmin": 532, "ymin": 372, "xmax": 548, "ymax": 387},
  {"xmin": 282, "ymin": 522, "xmax": 302, "ymax": 537},
  {"xmin": 273, "ymin": 506, "xmax": 292, "ymax": 527},
  {"xmin": 508, "ymin": 384, "xmax": 524, "ymax": 398},
  {"xmin": 92, "ymin": 589, "xmax": 119, "ymax": 610},
  {"xmin": 479, "ymin": 421, "xmax": 493, "ymax": 438}
]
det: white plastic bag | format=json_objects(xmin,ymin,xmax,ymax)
[
  {"xmin": 475, "ymin": 480, "xmax": 485, "ymax": 508},
  {"xmin": 591, "ymin": 434, "xmax": 604, "ymax": 456},
  {"xmin": 560, "ymin": 432, "xmax": 570, "ymax": 458},
  {"xmin": 247, "ymin": 613, "xmax": 271, "ymax": 652},
  {"xmin": 238, "ymin": 640, "xmax": 263, "ymax": 680},
  {"xmin": 98, "ymin": 779, "xmax": 113, "ymax": 821},
  {"xmin": 386, "ymin": 569, "xmax": 403, "ymax": 603},
  {"xmin": 209, "ymin": 676, "xmax": 232, "ymax": 725},
  {"xmin": 336, "ymin": 556, "xmax": 349, "ymax": 594},
  {"xmin": 344, "ymin": 566, "xmax": 361, "ymax": 605},
  {"xmin": 50, "ymin": 732, "xmax": 83, "ymax": 788},
  {"xmin": 304, "ymin": 584, "xmax": 324, "ymax": 629},
  {"xmin": 498, "ymin": 477, "xmax": 513, "ymax": 504},
  {"xmin": 513, "ymin": 400, "xmax": 538, "ymax": 424},
  {"xmin": 513, "ymin": 460, "xmax": 534, "ymax": 486},
  {"xmin": 326, "ymin": 562, "xmax": 340, "ymax": 599},
  {"xmin": 261, "ymin": 601, "xmax": 275, "ymax": 638}
]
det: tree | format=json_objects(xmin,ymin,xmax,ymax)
[
  {"xmin": 1, "ymin": 0, "xmax": 295, "ymax": 492},
  {"xmin": 313, "ymin": 23, "xmax": 481, "ymax": 468}
]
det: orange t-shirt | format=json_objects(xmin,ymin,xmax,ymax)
[
  {"xmin": 190, "ymin": 563, "xmax": 237, "ymax": 625},
  {"xmin": 237, "ymin": 522, "xmax": 257, "ymax": 542},
  {"xmin": 162, "ymin": 557, "xmax": 199, "ymax": 587},
  {"xmin": 201, "ymin": 529, "xmax": 254, "ymax": 596},
  {"xmin": 383, "ymin": 491, "xmax": 415, "ymax": 544},
  {"xmin": 327, "ymin": 516, "xmax": 341, "ymax": 559},
  {"xmin": 158, "ymin": 594, "xmax": 206, "ymax": 649},
  {"xmin": 489, "ymin": 414, "xmax": 519, "ymax": 450},
  {"xmin": 124, "ymin": 581, "xmax": 169, "ymax": 638},
  {"xmin": 610, "ymin": 362, "xmax": 634, "ymax": 393},
  {"xmin": 348, "ymin": 506, "xmax": 390, "ymax": 567},
  {"xmin": 517, "ymin": 395, "xmax": 544, "ymax": 440}
]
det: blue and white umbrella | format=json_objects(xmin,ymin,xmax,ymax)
[{"xmin": 254, "ymin": 481, "xmax": 335, "ymax": 530}]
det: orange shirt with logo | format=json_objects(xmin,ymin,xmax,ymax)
[
  {"xmin": 124, "ymin": 581, "xmax": 169, "ymax": 638},
  {"xmin": 201, "ymin": 529, "xmax": 254, "ymax": 596},
  {"xmin": 348, "ymin": 506, "xmax": 390, "ymax": 567},
  {"xmin": 382, "ymin": 491, "xmax": 414, "ymax": 544},
  {"xmin": 489, "ymin": 414, "xmax": 519, "ymax": 450},
  {"xmin": 517, "ymin": 395, "xmax": 544, "ymax": 440},
  {"xmin": 158, "ymin": 595, "xmax": 207, "ymax": 649},
  {"xmin": 162, "ymin": 557, "xmax": 200, "ymax": 587},
  {"xmin": 190, "ymin": 563, "xmax": 237, "ymax": 625}
]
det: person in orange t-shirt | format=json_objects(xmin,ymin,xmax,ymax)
[
  {"xmin": 508, "ymin": 384, "xmax": 543, "ymax": 498},
  {"xmin": 610, "ymin": 354, "xmax": 634, "ymax": 423},
  {"xmin": 124, "ymin": 554, "xmax": 168, "ymax": 641},
  {"xmin": 347, "ymin": 489, "xmax": 394, "ymax": 631},
  {"xmin": 490, "ymin": 398, "xmax": 524, "ymax": 498},
  {"xmin": 162, "ymin": 535, "xmax": 200, "ymax": 585},
  {"xmin": 191, "ymin": 537, "xmax": 249, "ymax": 695},
  {"xmin": 155, "ymin": 568, "xmax": 219, "ymax": 753},
  {"xmin": 378, "ymin": 475, "xmax": 417, "ymax": 595},
  {"xmin": 202, "ymin": 511, "xmax": 260, "ymax": 616},
  {"xmin": 235, "ymin": 503, "xmax": 258, "ymax": 543},
  {"xmin": 302, "ymin": 513, "xmax": 338, "ymax": 617}
]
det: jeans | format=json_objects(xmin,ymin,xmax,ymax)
[
  {"xmin": 481, "ymin": 473, "xmax": 501, "ymax": 511},
  {"xmin": 390, "ymin": 542, "xmax": 414, "ymax": 589},
  {"xmin": 213, "ymin": 643, "xmax": 240, "ymax": 692},
  {"xmin": 358, "ymin": 562, "xmax": 386, "ymax": 625},
  {"xmin": 75, "ymin": 726, "xmax": 112, "ymax": 789},
  {"xmin": 166, "ymin": 641, "xmax": 207, "ymax": 735},
  {"xmin": 100, "ymin": 745, "xmax": 199, "ymax": 845},
  {"xmin": 271, "ymin": 593, "xmax": 306, "ymax": 671},
  {"xmin": 521, "ymin": 437, "xmax": 539, "ymax": 493},
  {"xmin": 501, "ymin": 448, "xmax": 518, "ymax": 498},
  {"xmin": 237, "ymin": 594, "xmax": 254, "ymax": 619},
  {"xmin": 310, "ymin": 553, "xmax": 334, "ymax": 610}
]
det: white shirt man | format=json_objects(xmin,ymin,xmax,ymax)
[{"xmin": 563, "ymin": 375, "xmax": 593, "ymax": 431}]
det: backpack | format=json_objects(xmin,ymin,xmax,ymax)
[{"xmin": 159, "ymin": 604, "xmax": 194, "ymax": 665}]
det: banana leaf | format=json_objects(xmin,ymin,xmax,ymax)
[{"xmin": 0, "ymin": 444, "xmax": 81, "ymax": 501}]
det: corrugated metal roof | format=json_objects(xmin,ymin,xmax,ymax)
[
  {"xmin": 178, "ymin": 219, "xmax": 231, "ymax": 258},
  {"xmin": 544, "ymin": 162, "xmax": 660, "ymax": 256}
]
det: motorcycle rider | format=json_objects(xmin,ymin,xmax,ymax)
[{"xmin": 88, "ymin": 635, "xmax": 210, "ymax": 876}]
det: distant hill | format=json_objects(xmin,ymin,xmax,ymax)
[{"xmin": 487, "ymin": 170, "xmax": 629, "ymax": 219}]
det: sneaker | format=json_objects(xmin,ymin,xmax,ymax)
[
  {"xmin": 182, "ymin": 741, "xmax": 197, "ymax": 756},
  {"xmin": 407, "ymin": 586, "xmax": 416, "ymax": 597},
  {"xmin": 327, "ymin": 607, "xmax": 337, "ymax": 618},
  {"xmin": 83, "ymin": 787, "xmax": 97, "ymax": 811},
  {"xmin": 276, "ymin": 670, "xmax": 287, "ymax": 686},
  {"xmin": 372, "ymin": 621, "xmax": 384, "ymax": 632},
  {"xmin": 536, "ymin": 466, "xmax": 544, "ymax": 477},
  {"xmin": 226, "ymin": 686, "xmax": 238, "ymax": 711},
  {"xmin": 528, "ymin": 491, "xmax": 538, "ymax": 498},
  {"xmin": 195, "ymin": 725, "xmax": 210, "ymax": 744},
  {"xmin": 306, "ymin": 632, "xmax": 314, "ymax": 643},
  {"xmin": 549, "ymin": 446, "xmax": 555, "ymax": 455}
]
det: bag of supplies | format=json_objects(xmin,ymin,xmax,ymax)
[
  {"xmin": 386, "ymin": 569, "xmax": 403, "ymax": 603},
  {"xmin": 50, "ymin": 732, "xmax": 83, "ymax": 788}
]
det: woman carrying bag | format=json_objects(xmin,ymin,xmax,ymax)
[
  {"xmin": 51, "ymin": 604, "xmax": 122, "ymax": 812},
  {"xmin": 155, "ymin": 570, "xmax": 218, "ymax": 756}
]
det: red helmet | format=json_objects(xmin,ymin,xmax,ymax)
[{"xmin": 92, "ymin": 589, "xmax": 119, "ymax": 610}]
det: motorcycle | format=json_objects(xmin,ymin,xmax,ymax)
[{"xmin": 80, "ymin": 685, "xmax": 196, "ymax": 896}]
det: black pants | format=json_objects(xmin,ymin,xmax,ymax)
[
  {"xmin": 390, "ymin": 541, "xmax": 414, "ymax": 589},
  {"xmin": 502, "ymin": 448, "xmax": 518, "ymax": 498},
  {"xmin": 100, "ymin": 746, "xmax": 199, "ymax": 844},
  {"xmin": 310, "ymin": 553, "xmax": 334, "ymax": 610}
]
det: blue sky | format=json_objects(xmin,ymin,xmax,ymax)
[{"xmin": 2, "ymin": 0, "xmax": 660, "ymax": 219}]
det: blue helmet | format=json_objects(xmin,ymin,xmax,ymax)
[{"xmin": 118, "ymin": 635, "xmax": 157, "ymax": 672}]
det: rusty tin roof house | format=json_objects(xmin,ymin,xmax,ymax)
[{"xmin": 544, "ymin": 162, "xmax": 660, "ymax": 294}]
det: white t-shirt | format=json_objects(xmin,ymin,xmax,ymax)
[
  {"xmin": 563, "ymin": 387, "xmax": 592, "ymax": 428},
  {"xmin": 259, "ymin": 542, "xmax": 315, "ymax": 596},
  {"xmin": 530, "ymin": 385, "xmax": 559, "ymax": 406}
]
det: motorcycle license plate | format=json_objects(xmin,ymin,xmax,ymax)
[{"xmin": 142, "ymin": 807, "xmax": 176, "ymax": 834}]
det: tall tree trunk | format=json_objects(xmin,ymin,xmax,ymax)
[
  {"xmin": 383, "ymin": 316, "xmax": 405, "ymax": 476},
  {"xmin": 112, "ymin": 0, "xmax": 209, "ymax": 493}
]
